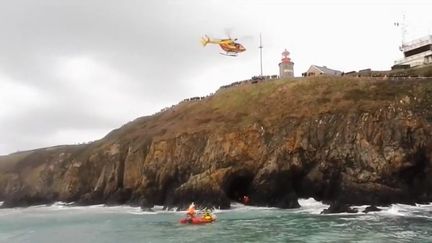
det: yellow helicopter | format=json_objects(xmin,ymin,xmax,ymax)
[{"xmin": 201, "ymin": 35, "xmax": 246, "ymax": 56}]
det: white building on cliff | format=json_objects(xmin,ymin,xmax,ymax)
[
  {"xmin": 394, "ymin": 35, "xmax": 432, "ymax": 67},
  {"xmin": 303, "ymin": 65, "xmax": 342, "ymax": 76}
]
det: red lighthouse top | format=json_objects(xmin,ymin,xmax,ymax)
[{"xmin": 281, "ymin": 49, "xmax": 292, "ymax": 64}]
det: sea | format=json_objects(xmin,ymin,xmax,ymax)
[{"xmin": 0, "ymin": 199, "xmax": 431, "ymax": 243}]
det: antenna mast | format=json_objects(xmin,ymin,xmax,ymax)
[
  {"xmin": 259, "ymin": 33, "xmax": 263, "ymax": 76},
  {"xmin": 395, "ymin": 14, "xmax": 407, "ymax": 50},
  {"xmin": 401, "ymin": 14, "xmax": 407, "ymax": 45}
]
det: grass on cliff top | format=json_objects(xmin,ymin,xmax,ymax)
[
  {"xmin": 0, "ymin": 144, "xmax": 88, "ymax": 170},
  {"xmin": 206, "ymin": 76, "xmax": 418, "ymax": 115},
  {"xmin": 139, "ymin": 76, "xmax": 430, "ymax": 137},
  {"xmin": 0, "ymin": 151, "xmax": 32, "ymax": 171},
  {"xmin": 104, "ymin": 75, "xmax": 432, "ymax": 144},
  {"xmin": 391, "ymin": 64, "xmax": 432, "ymax": 77}
]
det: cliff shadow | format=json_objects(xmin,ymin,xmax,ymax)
[{"xmin": 224, "ymin": 172, "xmax": 254, "ymax": 204}]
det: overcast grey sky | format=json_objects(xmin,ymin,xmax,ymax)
[{"xmin": 1, "ymin": 0, "xmax": 431, "ymax": 155}]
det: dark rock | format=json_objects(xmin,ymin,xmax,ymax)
[
  {"xmin": 76, "ymin": 191, "xmax": 104, "ymax": 206},
  {"xmin": 275, "ymin": 192, "xmax": 301, "ymax": 209},
  {"xmin": 321, "ymin": 202, "xmax": 358, "ymax": 214},
  {"xmin": 363, "ymin": 205, "xmax": 381, "ymax": 213},
  {"xmin": 2, "ymin": 194, "xmax": 54, "ymax": 208},
  {"xmin": 137, "ymin": 197, "xmax": 154, "ymax": 211},
  {"xmin": 106, "ymin": 188, "xmax": 132, "ymax": 205}
]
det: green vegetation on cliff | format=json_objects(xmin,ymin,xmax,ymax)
[{"xmin": 110, "ymin": 76, "xmax": 432, "ymax": 141}]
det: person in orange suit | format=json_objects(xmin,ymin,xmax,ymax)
[{"xmin": 186, "ymin": 202, "xmax": 196, "ymax": 219}]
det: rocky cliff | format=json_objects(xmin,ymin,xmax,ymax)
[{"xmin": 2, "ymin": 77, "xmax": 432, "ymax": 210}]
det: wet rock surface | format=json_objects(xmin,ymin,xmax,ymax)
[
  {"xmin": 363, "ymin": 205, "xmax": 382, "ymax": 213},
  {"xmin": 321, "ymin": 202, "xmax": 358, "ymax": 214}
]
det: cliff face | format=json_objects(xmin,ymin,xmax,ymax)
[{"xmin": 1, "ymin": 77, "xmax": 432, "ymax": 209}]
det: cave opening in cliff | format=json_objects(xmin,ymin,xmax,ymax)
[{"xmin": 225, "ymin": 174, "xmax": 254, "ymax": 203}]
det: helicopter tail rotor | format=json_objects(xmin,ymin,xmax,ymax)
[{"xmin": 201, "ymin": 35, "xmax": 210, "ymax": 46}]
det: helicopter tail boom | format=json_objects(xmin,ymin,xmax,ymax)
[{"xmin": 201, "ymin": 35, "xmax": 221, "ymax": 46}]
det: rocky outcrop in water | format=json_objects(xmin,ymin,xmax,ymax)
[
  {"xmin": 363, "ymin": 205, "xmax": 381, "ymax": 213},
  {"xmin": 321, "ymin": 202, "xmax": 358, "ymax": 214},
  {"xmin": 1, "ymin": 77, "xmax": 432, "ymax": 210}
]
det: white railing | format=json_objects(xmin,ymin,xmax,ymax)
[{"xmin": 401, "ymin": 35, "xmax": 432, "ymax": 52}]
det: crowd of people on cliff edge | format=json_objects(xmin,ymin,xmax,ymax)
[
  {"xmin": 153, "ymin": 68, "xmax": 429, "ymax": 117},
  {"xmin": 153, "ymin": 75, "xmax": 279, "ymax": 116},
  {"xmin": 219, "ymin": 75, "xmax": 278, "ymax": 89}
]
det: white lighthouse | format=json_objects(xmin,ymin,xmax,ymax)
[{"xmin": 278, "ymin": 49, "xmax": 294, "ymax": 78}]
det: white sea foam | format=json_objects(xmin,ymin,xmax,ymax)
[
  {"xmin": 295, "ymin": 198, "xmax": 431, "ymax": 217},
  {"xmin": 5, "ymin": 202, "xmax": 181, "ymax": 215},
  {"xmin": 120, "ymin": 206, "xmax": 158, "ymax": 215},
  {"xmin": 152, "ymin": 205, "xmax": 165, "ymax": 211},
  {"xmin": 88, "ymin": 204, "xmax": 105, "ymax": 208},
  {"xmin": 2, "ymin": 199, "xmax": 432, "ymax": 220},
  {"xmin": 51, "ymin": 201, "xmax": 74, "ymax": 206},
  {"xmin": 298, "ymin": 198, "xmax": 326, "ymax": 208},
  {"xmin": 225, "ymin": 202, "xmax": 277, "ymax": 212},
  {"xmin": 43, "ymin": 203, "xmax": 161, "ymax": 215},
  {"xmin": 381, "ymin": 204, "xmax": 410, "ymax": 216},
  {"xmin": 0, "ymin": 201, "xmax": 3, "ymax": 207},
  {"xmin": 416, "ymin": 202, "xmax": 432, "ymax": 207},
  {"xmin": 42, "ymin": 202, "xmax": 104, "ymax": 211},
  {"xmin": 27, "ymin": 204, "xmax": 50, "ymax": 209},
  {"xmin": 224, "ymin": 199, "xmax": 432, "ymax": 219},
  {"xmin": 296, "ymin": 198, "xmax": 328, "ymax": 214},
  {"xmin": 296, "ymin": 199, "xmax": 392, "ymax": 216},
  {"xmin": 49, "ymin": 201, "xmax": 75, "ymax": 209},
  {"xmin": 342, "ymin": 203, "xmax": 432, "ymax": 218}
]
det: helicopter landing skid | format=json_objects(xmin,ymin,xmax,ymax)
[{"xmin": 220, "ymin": 53, "xmax": 237, "ymax": 57}]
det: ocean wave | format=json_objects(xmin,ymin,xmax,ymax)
[
  {"xmin": 2, "ymin": 199, "xmax": 432, "ymax": 220},
  {"xmin": 294, "ymin": 199, "xmax": 426, "ymax": 217},
  {"xmin": 33, "ymin": 202, "xmax": 162, "ymax": 215},
  {"xmin": 377, "ymin": 203, "xmax": 432, "ymax": 219},
  {"xmin": 298, "ymin": 198, "xmax": 326, "ymax": 208},
  {"xmin": 6, "ymin": 202, "xmax": 183, "ymax": 215},
  {"xmin": 49, "ymin": 201, "xmax": 75, "ymax": 209},
  {"xmin": 27, "ymin": 204, "xmax": 50, "ymax": 209},
  {"xmin": 381, "ymin": 204, "xmax": 408, "ymax": 216},
  {"xmin": 416, "ymin": 202, "xmax": 432, "ymax": 207},
  {"xmin": 302, "ymin": 202, "xmax": 432, "ymax": 219},
  {"xmin": 295, "ymin": 198, "xmax": 328, "ymax": 214}
]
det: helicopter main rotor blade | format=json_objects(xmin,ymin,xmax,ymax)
[{"xmin": 224, "ymin": 27, "xmax": 234, "ymax": 39}]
